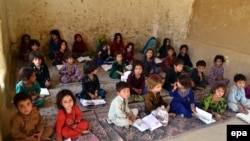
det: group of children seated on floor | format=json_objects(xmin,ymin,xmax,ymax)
[{"xmin": 11, "ymin": 31, "xmax": 250, "ymax": 140}]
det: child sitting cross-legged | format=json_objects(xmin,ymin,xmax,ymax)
[
  {"xmin": 163, "ymin": 58, "xmax": 184, "ymax": 91},
  {"xmin": 127, "ymin": 60, "xmax": 146, "ymax": 102},
  {"xmin": 76, "ymin": 60, "xmax": 106, "ymax": 100},
  {"xmin": 227, "ymin": 74, "xmax": 250, "ymax": 114},
  {"xmin": 56, "ymin": 89, "xmax": 90, "ymax": 141},
  {"xmin": 189, "ymin": 60, "xmax": 207, "ymax": 90},
  {"xmin": 29, "ymin": 51, "xmax": 51, "ymax": 88},
  {"xmin": 107, "ymin": 81, "xmax": 138, "ymax": 128},
  {"xmin": 11, "ymin": 93, "xmax": 53, "ymax": 141},
  {"xmin": 144, "ymin": 74, "xmax": 175, "ymax": 116},
  {"xmin": 200, "ymin": 83, "xmax": 227, "ymax": 119},
  {"xmin": 16, "ymin": 67, "xmax": 45, "ymax": 108},
  {"xmin": 59, "ymin": 53, "xmax": 82, "ymax": 84},
  {"xmin": 109, "ymin": 51, "xmax": 126, "ymax": 79},
  {"xmin": 169, "ymin": 73, "xmax": 197, "ymax": 118}
]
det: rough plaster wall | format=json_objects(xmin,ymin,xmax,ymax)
[
  {"xmin": 0, "ymin": 0, "xmax": 15, "ymax": 140},
  {"xmin": 7, "ymin": 0, "xmax": 194, "ymax": 54},
  {"xmin": 187, "ymin": 0, "xmax": 250, "ymax": 84}
]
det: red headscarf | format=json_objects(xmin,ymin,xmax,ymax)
[{"xmin": 72, "ymin": 34, "xmax": 88, "ymax": 53}]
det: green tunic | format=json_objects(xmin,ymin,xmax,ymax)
[
  {"xmin": 109, "ymin": 61, "xmax": 125, "ymax": 79},
  {"xmin": 16, "ymin": 81, "xmax": 45, "ymax": 107},
  {"xmin": 200, "ymin": 94, "xmax": 227, "ymax": 114}
]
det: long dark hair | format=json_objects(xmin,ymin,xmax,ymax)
[{"xmin": 56, "ymin": 89, "xmax": 76, "ymax": 110}]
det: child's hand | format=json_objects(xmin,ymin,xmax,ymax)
[
  {"xmin": 191, "ymin": 81, "xmax": 195, "ymax": 88},
  {"xmin": 243, "ymin": 106, "xmax": 249, "ymax": 115},
  {"xmin": 150, "ymin": 70, "xmax": 153, "ymax": 74},
  {"xmin": 191, "ymin": 104, "xmax": 196, "ymax": 113},
  {"xmin": 172, "ymin": 82, "xmax": 177, "ymax": 91},
  {"xmin": 71, "ymin": 123, "xmax": 78, "ymax": 129},
  {"xmin": 31, "ymin": 94, "xmax": 38, "ymax": 100},
  {"xmin": 45, "ymin": 80, "xmax": 51, "ymax": 87},
  {"xmin": 95, "ymin": 90, "xmax": 98, "ymax": 97},
  {"xmin": 107, "ymin": 45, "xmax": 110, "ymax": 50},
  {"xmin": 128, "ymin": 113, "xmax": 136, "ymax": 122},
  {"xmin": 90, "ymin": 94, "xmax": 96, "ymax": 99},
  {"xmin": 137, "ymin": 89, "xmax": 142, "ymax": 95}
]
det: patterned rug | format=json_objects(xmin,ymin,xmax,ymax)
[
  {"xmin": 32, "ymin": 54, "xmax": 238, "ymax": 141},
  {"xmin": 39, "ymin": 70, "xmax": 236, "ymax": 141},
  {"xmin": 43, "ymin": 102, "xmax": 236, "ymax": 141}
]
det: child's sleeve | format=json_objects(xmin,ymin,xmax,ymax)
[
  {"xmin": 140, "ymin": 76, "xmax": 146, "ymax": 90},
  {"xmin": 125, "ymin": 100, "xmax": 131, "ymax": 114},
  {"xmin": 187, "ymin": 55, "xmax": 193, "ymax": 68},
  {"xmin": 208, "ymin": 67, "xmax": 216, "ymax": 80},
  {"xmin": 217, "ymin": 99, "xmax": 227, "ymax": 114},
  {"xmin": 35, "ymin": 81, "xmax": 41, "ymax": 95},
  {"xmin": 168, "ymin": 89, "xmax": 176, "ymax": 97},
  {"xmin": 10, "ymin": 115, "xmax": 27, "ymax": 139},
  {"xmin": 81, "ymin": 77, "xmax": 88, "ymax": 93},
  {"xmin": 200, "ymin": 95, "xmax": 210, "ymax": 111},
  {"xmin": 15, "ymin": 82, "xmax": 23, "ymax": 94},
  {"xmin": 96, "ymin": 75, "xmax": 100, "ymax": 89},
  {"xmin": 227, "ymin": 86, "xmax": 238, "ymax": 104},
  {"xmin": 74, "ymin": 65, "xmax": 81, "ymax": 77},
  {"xmin": 144, "ymin": 93, "xmax": 153, "ymax": 114},
  {"xmin": 189, "ymin": 90, "xmax": 195, "ymax": 105},
  {"xmin": 44, "ymin": 64, "xmax": 50, "ymax": 81},
  {"xmin": 59, "ymin": 65, "xmax": 67, "ymax": 75},
  {"xmin": 122, "ymin": 62, "xmax": 126, "ymax": 72},
  {"xmin": 74, "ymin": 106, "xmax": 82, "ymax": 123},
  {"xmin": 159, "ymin": 95, "xmax": 167, "ymax": 107},
  {"xmin": 35, "ymin": 110, "xmax": 44, "ymax": 133},
  {"xmin": 115, "ymin": 101, "xmax": 128, "ymax": 118},
  {"xmin": 56, "ymin": 110, "xmax": 66, "ymax": 139}
]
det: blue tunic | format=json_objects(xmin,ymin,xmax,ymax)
[{"xmin": 169, "ymin": 88, "xmax": 195, "ymax": 118}]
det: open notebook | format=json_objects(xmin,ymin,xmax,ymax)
[
  {"xmin": 77, "ymin": 56, "xmax": 92, "ymax": 62},
  {"xmin": 40, "ymin": 88, "xmax": 50, "ymax": 97},
  {"xmin": 133, "ymin": 114, "xmax": 162, "ymax": 132},
  {"xmin": 56, "ymin": 65, "xmax": 64, "ymax": 70},
  {"xmin": 101, "ymin": 64, "xmax": 112, "ymax": 71},
  {"xmin": 236, "ymin": 110, "xmax": 250, "ymax": 124},
  {"xmin": 80, "ymin": 99, "xmax": 106, "ymax": 106},
  {"xmin": 121, "ymin": 71, "xmax": 131, "ymax": 82},
  {"xmin": 195, "ymin": 107, "xmax": 216, "ymax": 124},
  {"xmin": 154, "ymin": 57, "xmax": 162, "ymax": 64}
]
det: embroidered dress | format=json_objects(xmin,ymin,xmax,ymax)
[
  {"xmin": 200, "ymin": 94, "xmax": 227, "ymax": 114},
  {"xmin": 169, "ymin": 88, "xmax": 195, "ymax": 118}
]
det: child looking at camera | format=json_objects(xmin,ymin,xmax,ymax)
[
  {"xmin": 76, "ymin": 61, "xmax": 106, "ymax": 100},
  {"xmin": 201, "ymin": 83, "xmax": 227, "ymax": 119},
  {"xmin": 56, "ymin": 89, "xmax": 89, "ymax": 141},
  {"xmin": 107, "ymin": 81, "xmax": 138, "ymax": 128},
  {"xmin": 11, "ymin": 93, "xmax": 53, "ymax": 141},
  {"xmin": 16, "ymin": 67, "xmax": 45, "ymax": 108},
  {"xmin": 227, "ymin": 74, "xmax": 250, "ymax": 114}
]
